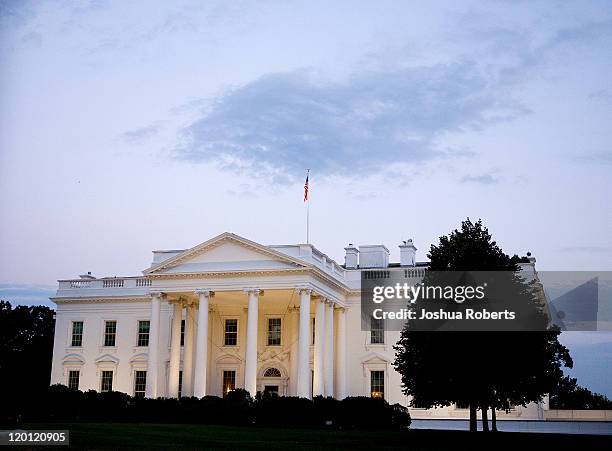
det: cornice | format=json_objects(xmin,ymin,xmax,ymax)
[
  {"xmin": 52, "ymin": 296, "xmax": 150, "ymax": 305},
  {"xmin": 148, "ymin": 266, "xmax": 351, "ymax": 295}
]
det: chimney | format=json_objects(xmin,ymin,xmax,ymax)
[
  {"xmin": 399, "ymin": 239, "xmax": 417, "ymax": 266},
  {"xmin": 79, "ymin": 271, "xmax": 96, "ymax": 279},
  {"xmin": 344, "ymin": 244, "xmax": 359, "ymax": 269},
  {"xmin": 358, "ymin": 245, "xmax": 390, "ymax": 268}
]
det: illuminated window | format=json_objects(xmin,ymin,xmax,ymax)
[
  {"xmin": 223, "ymin": 370, "xmax": 236, "ymax": 396},
  {"xmin": 370, "ymin": 370, "xmax": 384, "ymax": 398}
]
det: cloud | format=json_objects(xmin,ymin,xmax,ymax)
[
  {"xmin": 173, "ymin": 64, "xmax": 527, "ymax": 181},
  {"xmin": 460, "ymin": 174, "xmax": 499, "ymax": 185},
  {"xmin": 0, "ymin": 283, "xmax": 55, "ymax": 307},
  {"xmin": 121, "ymin": 123, "xmax": 162, "ymax": 144}
]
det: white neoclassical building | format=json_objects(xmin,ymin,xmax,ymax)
[{"xmin": 50, "ymin": 232, "xmax": 547, "ymax": 419}]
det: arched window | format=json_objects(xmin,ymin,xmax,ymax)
[{"xmin": 263, "ymin": 368, "xmax": 281, "ymax": 378}]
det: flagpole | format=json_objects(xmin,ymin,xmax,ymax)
[
  {"xmin": 306, "ymin": 169, "xmax": 310, "ymax": 244},
  {"xmin": 307, "ymin": 196, "xmax": 310, "ymax": 244}
]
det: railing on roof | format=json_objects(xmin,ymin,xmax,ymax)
[{"xmin": 59, "ymin": 277, "xmax": 151, "ymax": 290}]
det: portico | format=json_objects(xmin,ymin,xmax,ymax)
[{"xmin": 145, "ymin": 285, "xmax": 346, "ymax": 399}]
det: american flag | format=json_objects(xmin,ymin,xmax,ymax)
[{"xmin": 304, "ymin": 170, "xmax": 309, "ymax": 202}]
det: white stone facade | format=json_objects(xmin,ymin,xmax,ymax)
[{"xmin": 50, "ymin": 232, "xmax": 547, "ymax": 419}]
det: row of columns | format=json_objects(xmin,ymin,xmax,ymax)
[
  {"xmin": 145, "ymin": 288, "xmax": 347, "ymax": 399},
  {"xmin": 312, "ymin": 296, "xmax": 336, "ymax": 397}
]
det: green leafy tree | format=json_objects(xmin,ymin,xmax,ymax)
[{"xmin": 393, "ymin": 219, "xmax": 572, "ymax": 432}]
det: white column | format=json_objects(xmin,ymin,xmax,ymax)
[
  {"xmin": 313, "ymin": 297, "xmax": 325, "ymax": 397},
  {"xmin": 168, "ymin": 302, "xmax": 183, "ymax": 398},
  {"xmin": 324, "ymin": 301, "xmax": 334, "ymax": 397},
  {"xmin": 145, "ymin": 291, "xmax": 163, "ymax": 398},
  {"xmin": 244, "ymin": 288, "xmax": 260, "ymax": 396},
  {"xmin": 193, "ymin": 289, "xmax": 212, "ymax": 398},
  {"xmin": 183, "ymin": 303, "xmax": 196, "ymax": 396},
  {"xmin": 289, "ymin": 307, "xmax": 299, "ymax": 395},
  {"xmin": 296, "ymin": 288, "xmax": 311, "ymax": 398},
  {"xmin": 335, "ymin": 307, "xmax": 347, "ymax": 399}
]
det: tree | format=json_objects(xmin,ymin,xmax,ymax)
[
  {"xmin": 550, "ymin": 376, "xmax": 612, "ymax": 409},
  {"xmin": 393, "ymin": 219, "xmax": 572, "ymax": 432},
  {"xmin": 0, "ymin": 300, "xmax": 56, "ymax": 421}
]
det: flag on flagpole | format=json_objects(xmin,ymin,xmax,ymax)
[{"xmin": 304, "ymin": 170, "xmax": 309, "ymax": 202}]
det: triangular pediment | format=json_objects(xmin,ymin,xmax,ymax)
[
  {"xmin": 360, "ymin": 351, "xmax": 389, "ymax": 365},
  {"xmin": 144, "ymin": 232, "xmax": 308, "ymax": 275}
]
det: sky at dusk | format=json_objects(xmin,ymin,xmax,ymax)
[{"xmin": 1, "ymin": 1, "xmax": 611, "ymax": 394}]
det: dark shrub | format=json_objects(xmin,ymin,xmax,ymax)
[
  {"xmin": 312, "ymin": 396, "xmax": 340, "ymax": 427},
  {"xmin": 77, "ymin": 390, "xmax": 131, "ymax": 422},
  {"xmin": 222, "ymin": 389, "xmax": 253, "ymax": 425},
  {"xmin": 391, "ymin": 403, "xmax": 411, "ymax": 429},
  {"xmin": 338, "ymin": 397, "xmax": 393, "ymax": 430},
  {"xmin": 254, "ymin": 393, "xmax": 316, "ymax": 428},
  {"xmin": 37, "ymin": 384, "xmax": 83, "ymax": 422},
  {"xmin": 15, "ymin": 386, "xmax": 410, "ymax": 429}
]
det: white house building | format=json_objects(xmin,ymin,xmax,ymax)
[{"xmin": 50, "ymin": 232, "xmax": 547, "ymax": 419}]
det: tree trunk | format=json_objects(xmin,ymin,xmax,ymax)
[
  {"xmin": 491, "ymin": 407, "xmax": 498, "ymax": 432},
  {"xmin": 469, "ymin": 404, "xmax": 478, "ymax": 432},
  {"xmin": 481, "ymin": 405, "xmax": 489, "ymax": 432}
]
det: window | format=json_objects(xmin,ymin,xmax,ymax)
[
  {"xmin": 370, "ymin": 317, "xmax": 384, "ymax": 344},
  {"xmin": 224, "ymin": 319, "xmax": 238, "ymax": 346},
  {"xmin": 370, "ymin": 370, "xmax": 384, "ymax": 398},
  {"xmin": 312, "ymin": 317, "xmax": 315, "ymax": 345},
  {"xmin": 134, "ymin": 371, "xmax": 146, "ymax": 398},
  {"xmin": 137, "ymin": 320, "xmax": 150, "ymax": 347},
  {"xmin": 68, "ymin": 370, "xmax": 80, "ymax": 390},
  {"xmin": 178, "ymin": 370, "xmax": 183, "ymax": 398},
  {"xmin": 180, "ymin": 319, "xmax": 185, "ymax": 347},
  {"xmin": 264, "ymin": 385, "xmax": 279, "ymax": 396},
  {"xmin": 264, "ymin": 368, "xmax": 281, "ymax": 378},
  {"xmin": 104, "ymin": 320, "xmax": 117, "ymax": 347},
  {"xmin": 71, "ymin": 321, "xmax": 83, "ymax": 347},
  {"xmin": 267, "ymin": 318, "xmax": 281, "ymax": 346},
  {"xmin": 222, "ymin": 370, "xmax": 236, "ymax": 396},
  {"xmin": 311, "ymin": 370, "xmax": 314, "ymax": 397},
  {"xmin": 101, "ymin": 370, "xmax": 113, "ymax": 392}
]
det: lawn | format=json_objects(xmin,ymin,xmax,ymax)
[{"xmin": 18, "ymin": 423, "xmax": 612, "ymax": 450}]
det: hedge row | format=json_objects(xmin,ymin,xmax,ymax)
[{"xmin": 4, "ymin": 385, "xmax": 410, "ymax": 429}]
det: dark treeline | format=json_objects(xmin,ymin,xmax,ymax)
[
  {"xmin": 2, "ymin": 385, "xmax": 411, "ymax": 430},
  {"xmin": 550, "ymin": 376, "xmax": 612, "ymax": 410}
]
